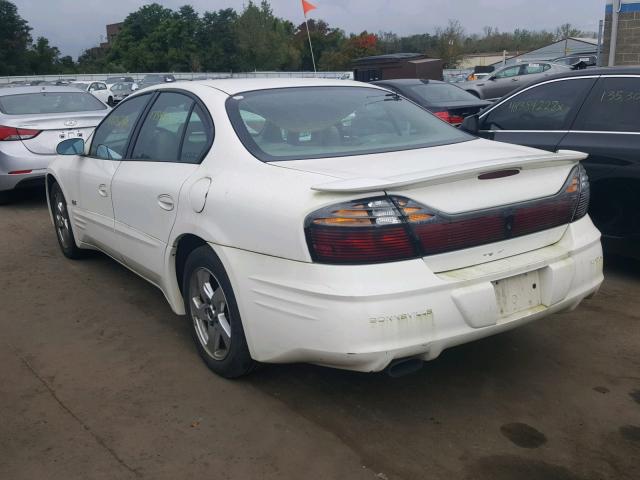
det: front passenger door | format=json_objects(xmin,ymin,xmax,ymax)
[
  {"xmin": 70, "ymin": 93, "xmax": 151, "ymax": 256},
  {"xmin": 111, "ymin": 91, "xmax": 213, "ymax": 285}
]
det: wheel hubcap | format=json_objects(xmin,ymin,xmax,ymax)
[
  {"xmin": 189, "ymin": 267, "xmax": 231, "ymax": 361},
  {"xmin": 53, "ymin": 190, "xmax": 71, "ymax": 249}
]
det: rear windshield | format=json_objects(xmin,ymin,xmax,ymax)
[
  {"xmin": 407, "ymin": 83, "xmax": 479, "ymax": 104},
  {"xmin": 0, "ymin": 92, "xmax": 107, "ymax": 114},
  {"xmin": 226, "ymin": 86, "xmax": 471, "ymax": 161}
]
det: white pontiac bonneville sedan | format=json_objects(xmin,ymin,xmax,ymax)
[{"xmin": 47, "ymin": 79, "xmax": 603, "ymax": 378}]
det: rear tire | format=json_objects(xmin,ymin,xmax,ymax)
[
  {"xmin": 107, "ymin": 96, "xmax": 114, "ymax": 106},
  {"xmin": 49, "ymin": 182, "xmax": 83, "ymax": 259},
  {"xmin": 182, "ymin": 245, "xmax": 255, "ymax": 378}
]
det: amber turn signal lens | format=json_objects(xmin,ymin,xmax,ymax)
[{"xmin": 566, "ymin": 177, "xmax": 579, "ymax": 193}]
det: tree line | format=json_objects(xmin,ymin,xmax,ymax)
[{"xmin": 0, "ymin": 0, "xmax": 592, "ymax": 76}]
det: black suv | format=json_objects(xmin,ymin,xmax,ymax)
[{"xmin": 462, "ymin": 67, "xmax": 640, "ymax": 258}]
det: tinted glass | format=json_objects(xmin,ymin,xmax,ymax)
[
  {"xmin": 494, "ymin": 66, "xmax": 521, "ymax": 78},
  {"xmin": 483, "ymin": 79, "xmax": 594, "ymax": 131},
  {"xmin": 407, "ymin": 83, "xmax": 479, "ymax": 104},
  {"xmin": 227, "ymin": 86, "xmax": 471, "ymax": 161},
  {"xmin": 131, "ymin": 92, "xmax": 193, "ymax": 162},
  {"xmin": 574, "ymin": 77, "xmax": 640, "ymax": 132},
  {"xmin": 180, "ymin": 105, "xmax": 212, "ymax": 163},
  {"xmin": 0, "ymin": 92, "xmax": 107, "ymax": 114},
  {"xmin": 523, "ymin": 63, "xmax": 546, "ymax": 74},
  {"xmin": 89, "ymin": 94, "xmax": 150, "ymax": 159}
]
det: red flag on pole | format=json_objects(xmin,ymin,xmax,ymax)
[{"xmin": 302, "ymin": 0, "xmax": 316, "ymax": 16}]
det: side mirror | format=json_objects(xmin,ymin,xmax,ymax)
[
  {"xmin": 57, "ymin": 137, "xmax": 85, "ymax": 155},
  {"xmin": 460, "ymin": 114, "xmax": 479, "ymax": 135}
]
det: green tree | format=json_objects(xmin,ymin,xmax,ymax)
[
  {"xmin": 197, "ymin": 8, "xmax": 238, "ymax": 71},
  {"xmin": 294, "ymin": 19, "xmax": 345, "ymax": 71},
  {"xmin": 27, "ymin": 37, "xmax": 60, "ymax": 74},
  {"xmin": 235, "ymin": 1, "xmax": 300, "ymax": 71},
  {"xmin": 0, "ymin": 0, "xmax": 32, "ymax": 75},
  {"xmin": 435, "ymin": 20, "xmax": 465, "ymax": 68}
]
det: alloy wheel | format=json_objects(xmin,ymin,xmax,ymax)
[{"xmin": 189, "ymin": 267, "xmax": 232, "ymax": 361}]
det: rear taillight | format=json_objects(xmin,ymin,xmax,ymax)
[
  {"xmin": 433, "ymin": 111, "xmax": 465, "ymax": 126},
  {"xmin": 305, "ymin": 166, "xmax": 591, "ymax": 265},
  {"xmin": 0, "ymin": 125, "xmax": 41, "ymax": 141},
  {"xmin": 304, "ymin": 197, "xmax": 418, "ymax": 264}
]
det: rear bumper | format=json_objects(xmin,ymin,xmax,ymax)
[
  {"xmin": 214, "ymin": 216, "xmax": 603, "ymax": 372},
  {"xmin": 0, "ymin": 142, "xmax": 50, "ymax": 192}
]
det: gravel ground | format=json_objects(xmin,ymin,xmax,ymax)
[{"xmin": 1, "ymin": 189, "xmax": 639, "ymax": 480}]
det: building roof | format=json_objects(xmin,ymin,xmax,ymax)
[
  {"xmin": 353, "ymin": 53, "xmax": 426, "ymax": 65},
  {"xmin": 491, "ymin": 37, "xmax": 599, "ymax": 66}
]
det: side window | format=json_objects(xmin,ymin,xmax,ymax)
[
  {"xmin": 523, "ymin": 63, "xmax": 545, "ymax": 75},
  {"xmin": 482, "ymin": 78, "xmax": 594, "ymax": 131},
  {"xmin": 573, "ymin": 77, "xmax": 640, "ymax": 133},
  {"xmin": 89, "ymin": 94, "xmax": 150, "ymax": 159},
  {"xmin": 180, "ymin": 104, "xmax": 213, "ymax": 163},
  {"xmin": 89, "ymin": 83, "xmax": 98, "ymax": 91},
  {"xmin": 131, "ymin": 92, "xmax": 193, "ymax": 162},
  {"xmin": 98, "ymin": 83, "xmax": 107, "ymax": 90},
  {"xmin": 494, "ymin": 66, "xmax": 522, "ymax": 79}
]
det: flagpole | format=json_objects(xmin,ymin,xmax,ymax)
[{"xmin": 304, "ymin": 16, "xmax": 317, "ymax": 74}]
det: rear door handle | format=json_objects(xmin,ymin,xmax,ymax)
[
  {"xmin": 157, "ymin": 194, "xmax": 174, "ymax": 211},
  {"xmin": 98, "ymin": 184, "xmax": 108, "ymax": 197}
]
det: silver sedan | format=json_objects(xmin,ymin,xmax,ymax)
[
  {"xmin": 0, "ymin": 86, "xmax": 108, "ymax": 203},
  {"xmin": 462, "ymin": 61, "xmax": 571, "ymax": 100}
]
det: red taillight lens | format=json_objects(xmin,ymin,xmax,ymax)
[
  {"xmin": 433, "ymin": 111, "xmax": 465, "ymax": 126},
  {"xmin": 305, "ymin": 166, "xmax": 590, "ymax": 264},
  {"xmin": 305, "ymin": 196, "xmax": 418, "ymax": 264},
  {"xmin": 0, "ymin": 125, "xmax": 42, "ymax": 141},
  {"xmin": 407, "ymin": 166, "xmax": 590, "ymax": 256}
]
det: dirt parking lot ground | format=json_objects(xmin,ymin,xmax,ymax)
[{"xmin": 1, "ymin": 189, "xmax": 639, "ymax": 480}]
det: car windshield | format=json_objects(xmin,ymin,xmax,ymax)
[
  {"xmin": 226, "ymin": 86, "xmax": 471, "ymax": 161},
  {"xmin": 0, "ymin": 92, "xmax": 107, "ymax": 114},
  {"xmin": 407, "ymin": 83, "xmax": 479, "ymax": 103}
]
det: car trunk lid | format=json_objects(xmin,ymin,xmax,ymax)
[
  {"xmin": 273, "ymin": 139, "xmax": 587, "ymax": 271},
  {"xmin": 2, "ymin": 112, "xmax": 105, "ymax": 154}
]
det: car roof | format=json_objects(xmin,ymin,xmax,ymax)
[
  {"xmin": 372, "ymin": 79, "xmax": 447, "ymax": 86},
  {"xmin": 0, "ymin": 85, "xmax": 90, "ymax": 96},
  {"xmin": 545, "ymin": 66, "xmax": 640, "ymax": 79},
  {"xmin": 149, "ymin": 78, "xmax": 387, "ymax": 96}
]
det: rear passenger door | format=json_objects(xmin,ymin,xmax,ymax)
[
  {"xmin": 478, "ymin": 77, "xmax": 597, "ymax": 151},
  {"xmin": 111, "ymin": 91, "xmax": 213, "ymax": 284},
  {"xmin": 557, "ymin": 75, "xmax": 640, "ymax": 236}
]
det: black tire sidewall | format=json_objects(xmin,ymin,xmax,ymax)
[
  {"xmin": 50, "ymin": 183, "xmax": 81, "ymax": 259},
  {"xmin": 182, "ymin": 245, "xmax": 254, "ymax": 378}
]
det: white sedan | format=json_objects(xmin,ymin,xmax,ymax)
[
  {"xmin": 47, "ymin": 79, "xmax": 603, "ymax": 378},
  {"xmin": 71, "ymin": 81, "xmax": 114, "ymax": 106}
]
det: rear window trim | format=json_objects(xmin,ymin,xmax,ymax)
[{"xmin": 225, "ymin": 85, "xmax": 473, "ymax": 163}]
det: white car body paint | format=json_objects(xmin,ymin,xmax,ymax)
[{"xmin": 47, "ymin": 79, "xmax": 604, "ymax": 372}]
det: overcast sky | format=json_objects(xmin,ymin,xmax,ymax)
[{"xmin": 13, "ymin": 0, "xmax": 606, "ymax": 58}]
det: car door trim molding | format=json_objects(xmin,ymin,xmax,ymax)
[
  {"xmin": 481, "ymin": 129, "xmax": 570, "ymax": 134},
  {"xmin": 568, "ymin": 130, "xmax": 640, "ymax": 135}
]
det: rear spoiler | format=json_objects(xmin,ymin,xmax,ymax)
[{"xmin": 311, "ymin": 150, "xmax": 587, "ymax": 193}]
